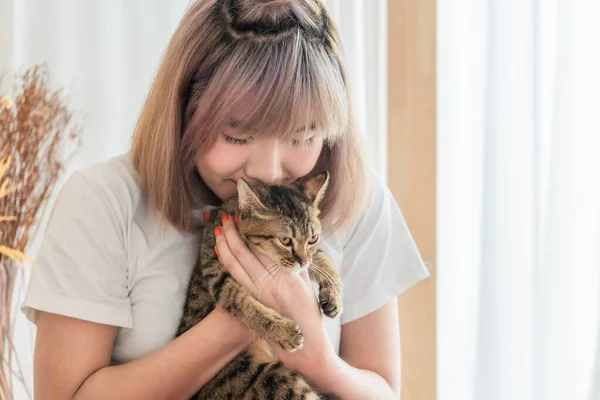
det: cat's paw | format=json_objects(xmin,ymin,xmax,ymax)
[
  {"xmin": 271, "ymin": 319, "xmax": 304, "ymax": 352},
  {"xmin": 319, "ymin": 289, "xmax": 342, "ymax": 318}
]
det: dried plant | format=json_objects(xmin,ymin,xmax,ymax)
[{"xmin": 0, "ymin": 64, "xmax": 82, "ymax": 399}]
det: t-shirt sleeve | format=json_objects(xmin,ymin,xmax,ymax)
[
  {"xmin": 21, "ymin": 171, "xmax": 132, "ymax": 328},
  {"xmin": 339, "ymin": 173, "xmax": 430, "ymax": 324}
]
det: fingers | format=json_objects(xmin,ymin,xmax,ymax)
[
  {"xmin": 214, "ymin": 225, "xmax": 255, "ymax": 291},
  {"xmin": 256, "ymin": 252, "xmax": 277, "ymax": 272},
  {"xmin": 220, "ymin": 214, "xmax": 272, "ymax": 284},
  {"xmin": 299, "ymin": 269, "xmax": 321, "ymax": 310},
  {"xmin": 300, "ymin": 269, "xmax": 311, "ymax": 285}
]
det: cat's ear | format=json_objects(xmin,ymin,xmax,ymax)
[
  {"xmin": 237, "ymin": 179, "xmax": 265, "ymax": 212},
  {"xmin": 302, "ymin": 171, "xmax": 329, "ymax": 206}
]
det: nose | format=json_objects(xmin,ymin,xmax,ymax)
[
  {"xmin": 294, "ymin": 249, "xmax": 310, "ymax": 267},
  {"xmin": 244, "ymin": 139, "xmax": 284, "ymax": 184}
]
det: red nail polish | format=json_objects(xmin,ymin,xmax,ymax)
[
  {"xmin": 233, "ymin": 213, "xmax": 239, "ymax": 224},
  {"xmin": 221, "ymin": 214, "xmax": 229, "ymax": 223},
  {"xmin": 203, "ymin": 210, "xmax": 211, "ymax": 221},
  {"xmin": 214, "ymin": 226, "xmax": 222, "ymax": 236},
  {"xmin": 214, "ymin": 245, "xmax": 220, "ymax": 258}
]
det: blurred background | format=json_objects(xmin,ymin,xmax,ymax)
[{"xmin": 1, "ymin": 0, "xmax": 599, "ymax": 399}]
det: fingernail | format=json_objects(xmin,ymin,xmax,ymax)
[
  {"xmin": 214, "ymin": 226, "xmax": 222, "ymax": 236},
  {"xmin": 221, "ymin": 214, "xmax": 229, "ymax": 224},
  {"xmin": 233, "ymin": 213, "xmax": 239, "ymax": 224},
  {"xmin": 203, "ymin": 210, "xmax": 211, "ymax": 221},
  {"xmin": 214, "ymin": 245, "xmax": 220, "ymax": 258}
]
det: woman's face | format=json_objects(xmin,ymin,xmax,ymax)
[{"xmin": 196, "ymin": 106, "xmax": 324, "ymax": 201}]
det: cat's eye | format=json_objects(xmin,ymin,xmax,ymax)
[
  {"xmin": 280, "ymin": 237, "xmax": 292, "ymax": 246},
  {"xmin": 308, "ymin": 234, "xmax": 320, "ymax": 245}
]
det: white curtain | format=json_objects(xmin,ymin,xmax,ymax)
[
  {"xmin": 438, "ymin": 0, "xmax": 600, "ymax": 399},
  {"xmin": 1, "ymin": 1, "xmax": 386, "ymax": 397}
]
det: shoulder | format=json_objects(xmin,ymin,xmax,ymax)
[
  {"xmin": 335, "ymin": 168, "xmax": 395, "ymax": 246},
  {"xmin": 321, "ymin": 168, "xmax": 396, "ymax": 256},
  {"xmin": 23, "ymin": 155, "xmax": 139, "ymax": 329},
  {"xmin": 67, "ymin": 153, "xmax": 142, "ymax": 203},
  {"xmin": 362, "ymin": 168, "xmax": 394, "ymax": 217},
  {"xmin": 46, "ymin": 153, "xmax": 147, "ymax": 247},
  {"xmin": 326, "ymin": 169, "xmax": 429, "ymax": 323},
  {"xmin": 59, "ymin": 153, "xmax": 143, "ymax": 220}
]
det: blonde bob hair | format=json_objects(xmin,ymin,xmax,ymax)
[{"xmin": 130, "ymin": 0, "xmax": 368, "ymax": 234}]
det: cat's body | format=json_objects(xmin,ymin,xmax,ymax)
[{"xmin": 177, "ymin": 172, "xmax": 342, "ymax": 400}]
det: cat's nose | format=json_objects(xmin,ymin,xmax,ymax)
[{"xmin": 294, "ymin": 255, "xmax": 307, "ymax": 266}]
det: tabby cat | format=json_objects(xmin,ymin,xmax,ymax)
[{"xmin": 177, "ymin": 171, "xmax": 343, "ymax": 400}]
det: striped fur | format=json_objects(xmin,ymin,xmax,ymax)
[{"xmin": 177, "ymin": 172, "xmax": 342, "ymax": 399}]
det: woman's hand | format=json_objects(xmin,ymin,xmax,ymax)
[{"xmin": 213, "ymin": 213, "xmax": 338, "ymax": 379}]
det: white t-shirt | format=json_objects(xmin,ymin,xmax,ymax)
[{"xmin": 21, "ymin": 154, "xmax": 429, "ymax": 364}]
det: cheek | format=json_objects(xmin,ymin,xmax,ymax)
[
  {"xmin": 197, "ymin": 140, "xmax": 247, "ymax": 177},
  {"xmin": 282, "ymin": 142, "xmax": 323, "ymax": 178},
  {"xmin": 249, "ymin": 240, "xmax": 290, "ymax": 260},
  {"xmin": 267, "ymin": 242, "xmax": 290, "ymax": 257}
]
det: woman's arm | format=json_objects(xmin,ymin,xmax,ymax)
[
  {"xmin": 34, "ymin": 306, "xmax": 251, "ymax": 400},
  {"xmin": 295, "ymin": 300, "xmax": 401, "ymax": 400},
  {"xmin": 215, "ymin": 215, "xmax": 402, "ymax": 399}
]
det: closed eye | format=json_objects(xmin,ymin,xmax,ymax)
[
  {"xmin": 291, "ymin": 136, "xmax": 314, "ymax": 149},
  {"xmin": 222, "ymin": 133, "xmax": 252, "ymax": 146}
]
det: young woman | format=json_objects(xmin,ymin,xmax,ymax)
[{"xmin": 22, "ymin": 1, "xmax": 429, "ymax": 398}]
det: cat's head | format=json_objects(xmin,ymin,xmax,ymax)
[{"xmin": 235, "ymin": 172, "xmax": 329, "ymax": 271}]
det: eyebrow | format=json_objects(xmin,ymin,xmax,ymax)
[{"xmin": 227, "ymin": 119, "xmax": 316, "ymax": 133}]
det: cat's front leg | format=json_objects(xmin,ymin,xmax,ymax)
[
  {"xmin": 204, "ymin": 264, "xmax": 304, "ymax": 352},
  {"xmin": 309, "ymin": 250, "xmax": 343, "ymax": 319}
]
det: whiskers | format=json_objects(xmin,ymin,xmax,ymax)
[
  {"xmin": 253, "ymin": 259, "xmax": 307, "ymax": 315},
  {"xmin": 255, "ymin": 262, "xmax": 281, "ymax": 300},
  {"xmin": 308, "ymin": 261, "xmax": 338, "ymax": 290},
  {"xmin": 252, "ymin": 257, "xmax": 338, "ymax": 316}
]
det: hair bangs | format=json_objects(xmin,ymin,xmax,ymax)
[{"xmin": 203, "ymin": 35, "xmax": 349, "ymax": 144}]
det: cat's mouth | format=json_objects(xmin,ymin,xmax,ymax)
[
  {"xmin": 281, "ymin": 260, "xmax": 310, "ymax": 273},
  {"xmin": 296, "ymin": 264, "xmax": 309, "ymax": 273},
  {"xmin": 287, "ymin": 265, "xmax": 309, "ymax": 276}
]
